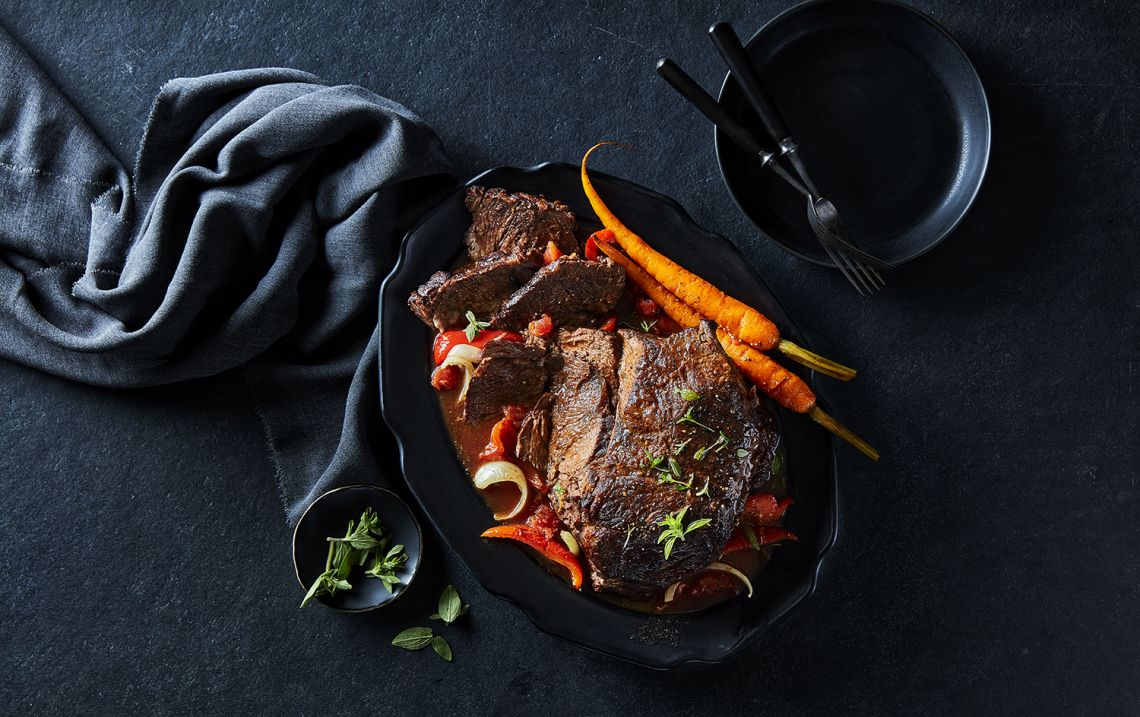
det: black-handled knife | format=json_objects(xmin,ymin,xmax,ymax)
[
  {"xmin": 707, "ymin": 21, "xmax": 818, "ymax": 195},
  {"xmin": 655, "ymin": 57, "xmax": 809, "ymax": 197}
]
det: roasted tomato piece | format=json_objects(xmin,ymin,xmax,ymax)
[
  {"xmin": 528, "ymin": 313, "xmax": 554, "ymax": 337},
  {"xmin": 543, "ymin": 240, "xmax": 564, "ymax": 265},
  {"xmin": 430, "ymin": 364, "xmax": 460, "ymax": 391},
  {"xmin": 635, "ymin": 297, "xmax": 660, "ymax": 317},
  {"xmin": 599, "ymin": 315, "xmax": 618, "ymax": 332},
  {"xmin": 433, "ymin": 329, "xmax": 523, "ymax": 365},
  {"xmin": 479, "ymin": 414, "xmax": 520, "ymax": 461}
]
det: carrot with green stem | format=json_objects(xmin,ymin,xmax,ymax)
[
  {"xmin": 597, "ymin": 240, "xmax": 878, "ymax": 460},
  {"xmin": 581, "ymin": 142, "xmax": 856, "ymax": 382}
]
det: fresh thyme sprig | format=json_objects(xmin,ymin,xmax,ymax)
[
  {"xmin": 657, "ymin": 506, "xmax": 712, "ymax": 559},
  {"xmin": 677, "ymin": 406, "xmax": 717, "ymax": 433},
  {"xmin": 694, "ymin": 431, "xmax": 730, "ymax": 461},
  {"xmin": 463, "ymin": 310, "xmax": 490, "ymax": 341}
]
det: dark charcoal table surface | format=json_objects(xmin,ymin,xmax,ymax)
[{"xmin": 2, "ymin": 1, "xmax": 1137, "ymax": 714}]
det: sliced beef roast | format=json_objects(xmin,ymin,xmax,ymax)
[
  {"xmin": 545, "ymin": 321, "xmax": 778, "ymax": 596},
  {"xmin": 463, "ymin": 338, "xmax": 546, "ymax": 421},
  {"xmin": 464, "ymin": 186, "xmax": 578, "ymax": 260},
  {"xmin": 515, "ymin": 394, "xmax": 552, "ymax": 473},
  {"xmin": 408, "ymin": 252, "xmax": 540, "ymax": 331},
  {"xmin": 490, "ymin": 256, "xmax": 625, "ymax": 331}
]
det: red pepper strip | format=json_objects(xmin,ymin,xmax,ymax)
[
  {"xmin": 720, "ymin": 526, "xmax": 798, "ymax": 557},
  {"xmin": 478, "ymin": 415, "xmax": 520, "ymax": 461},
  {"xmin": 599, "ymin": 315, "xmax": 618, "ymax": 332},
  {"xmin": 584, "ymin": 229, "xmax": 618, "ymax": 262},
  {"xmin": 584, "ymin": 236, "xmax": 600, "ymax": 261},
  {"xmin": 432, "ymin": 329, "xmax": 523, "ymax": 365},
  {"xmin": 528, "ymin": 313, "xmax": 554, "ymax": 338},
  {"xmin": 481, "ymin": 524, "xmax": 584, "ymax": 589},
  {"xmin": 543, "ymin": 240, "xmax": 564, "ymax": 265},
  {"xmin": 742, "ymin": 493, "xmax": 794, "ymax": 526}
]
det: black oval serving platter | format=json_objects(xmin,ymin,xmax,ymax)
[
  {"xmin": 716, "ymin": 0, "xmax": 990, "ymax": 266},
  {"xmin": 379, "ymin": 162, "xmax": 837, "ymax": 668}
]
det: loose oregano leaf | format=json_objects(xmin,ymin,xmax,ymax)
[
  {"xmin": 431, "ymin": 635, "xmax": 453, "ymax": 662},
  {"xmin": 391, "ymin": 627, "xmax": 434, "ymax": 651},
  {"xmin": 437, "ymin": 585, "xmax": 468, "ymax": 624}
]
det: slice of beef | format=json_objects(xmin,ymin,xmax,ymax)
[
  {"xmin": 515, "ymin": 394, "xmax": 552, "ymax": 473},
  {"xmin": 544, "ymin": 328, "xmax": 622, "ymax": 539},
  {"xmin": 547, "ymin": 321, "xmax": 778, "ymax": 596},
  {"xmin": 463, "ymin": 338, "xmax": 547, "ymax": 422},
  {"xmin": 464, "ymin": 186, "xmax": 579, "ymax": 260},
  {"xmin": 407, "ymin": 252, "xmax": 540, "ymax": 331},
  {"xmin": 490, "ymin": 256, "xmax": 625, "ymax": 331}
]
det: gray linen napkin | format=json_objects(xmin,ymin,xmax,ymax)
[{"xmin": 0, "ymin": 26, "xmax": 454, "ymax": 523}]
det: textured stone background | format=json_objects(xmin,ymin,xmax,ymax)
[{"xmin": 1, "ymin": 1, "xmax": 1138, "ymax": 714}]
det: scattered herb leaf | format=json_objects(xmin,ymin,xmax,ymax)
[
  {"xmin": 771, "ymin": 447, "xmax": 785, "ymax": 474},
  {"xmin": 695, "ymin": 478, "xmax": 711, "ymax": 497},
  {"xmin": 639, "ymin": 319, "xmax": 658, "ymax": 333},
  {"xmin": 736, "ymin": 448, "xmax": 749, "ymax": 458},
  {"xmin": 743, "ymin": 524, "xmax": 761, "ymax": 551},
  {"xmin": 676, "ymin": 386, "xmax": 699, "ymax": 402},
  {"xmin": 464, "ymin": 310, "xmax": 491, "ymax": 342},
  {"xmin": 436, "ymin": 585, "xmax": 469, "ymax": 625},
  {"xmin": 624, "ymin": 525, "xmax": 635, "ymax": 549},
  {"xmin": 677, "ymin": 406, "xmax": 716, "ymax": 433},
  {"xmin": 431, "ymin": 635, "xmax": 453, "ymax": 662},
  {"xmin": 672, "ymin": 437, "xmax": 693, "ymax": 455},
  {"xmin": 392, "ymin": 627, "xmax": 434, "ymax": 651},
  {"xmin": 657, "ymin": 507, "xmax": 713, "ymax": 559}
]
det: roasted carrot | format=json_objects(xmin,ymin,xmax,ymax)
[
  {"xmin": 581, "ymin": 142, "xmax": 857, "ymax": 382},
  {"xmin": 598, "ymin": 240, "xmax": 878, "ymax": 460}
]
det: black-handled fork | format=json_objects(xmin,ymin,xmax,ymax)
[{"xmin": 707, "ymin": 21, "xmax": 892, "ymax": 293}]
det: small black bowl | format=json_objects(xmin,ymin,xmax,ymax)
[
  {"xmin": 292, "ymin": 485, "xmax": 422, "ymax": 612},
  {"xmin": 716, "ymin": 0, "xmax": 991, "ymax": 266}
]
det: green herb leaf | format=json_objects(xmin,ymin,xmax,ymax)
[
  {"xmin": 677, "ymin": 406, "xmax": 716, "ymax": 433},
  {"xmin": 736, "ymin": 448, "xmax": 749, "ymax": 458},
  {"xmin": 431, "ymin": 635, "xmax": 453, "ymax": 662},
  {"xmin": 695, "ymin": 478, "xmax": 710, "ymax": 497},
  {"xmin": 744, "ymin": 524, "xmax": 761, "ymax": 550},
  {"xmin": 464, "ymin": 310, "xmax": 491, "ymax": 342},
  {"xmin": 676, "ymin": 386, "xmax": 699, "ymax": 402},
  {"xmin": 623, "ymin": 525, "xmax": 635, "ymax": 549},
  {"xmin": 771, "ymin": 446, "xmax": 785, "ymax": 474},
  {"xmin": 667, "ymin": 457, "xmax": 682, "ymax": 477},
  {"xmin": 365, "ymin": 543, "xmax": 408, "ymax": 592},
  {"xmin": 392, "ymin": 627, "xmax": 434, "ymax": 651},
  {"xmin": 429, "ymin": 613, "xmax": 441, "ymax": 620},
  {"xmin": 672, "ymin": 437, "xmax": 692, "ymax": 455},
  {"xmin": 656, "ymin": 506, "xmax": 711, "ymax": 559},
  {"xmin": 639, "ymin": 319, "xmax": 657, "ymax": 333},
  {"xmin": 437, "ymin": 585, "xmax": 468, "ymax": 625}
]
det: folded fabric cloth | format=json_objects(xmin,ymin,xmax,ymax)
[{"xmin": 0, "ymin": 26, "xmax": 454, "ymax": 523}]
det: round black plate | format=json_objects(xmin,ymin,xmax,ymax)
[
  {"xmin": 292, "ymin": 485, "xmax": 422, "ymax": 611},
  {"xmin": 379, "ymin": 162, "xmax": 837, "ymax": 668},
  {"xmin": 716, "ymin": 0, "xmax": 990, "ymax": 266}
]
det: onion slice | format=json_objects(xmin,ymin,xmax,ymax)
[
  {"xmin": 663, "ymin": 582, "xmax": 681, "ymax": 603},
  {"xmin": 560, "ymin": 530, "xmax": 580, "ymax": 556},
  {"xmin": 446, "ymin": 344, "xmax": 483, "ymax": 363},
  {"xmin": 473, "ymin": 461, "xmax": 528, "ymax": 520},
  {"xmin": 440, "ymin": 355, "xmax": 476, "ymax": 401},
  {"xmin": 705, "ymin": 561, "xmax": 753, "ymax": 598}
]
